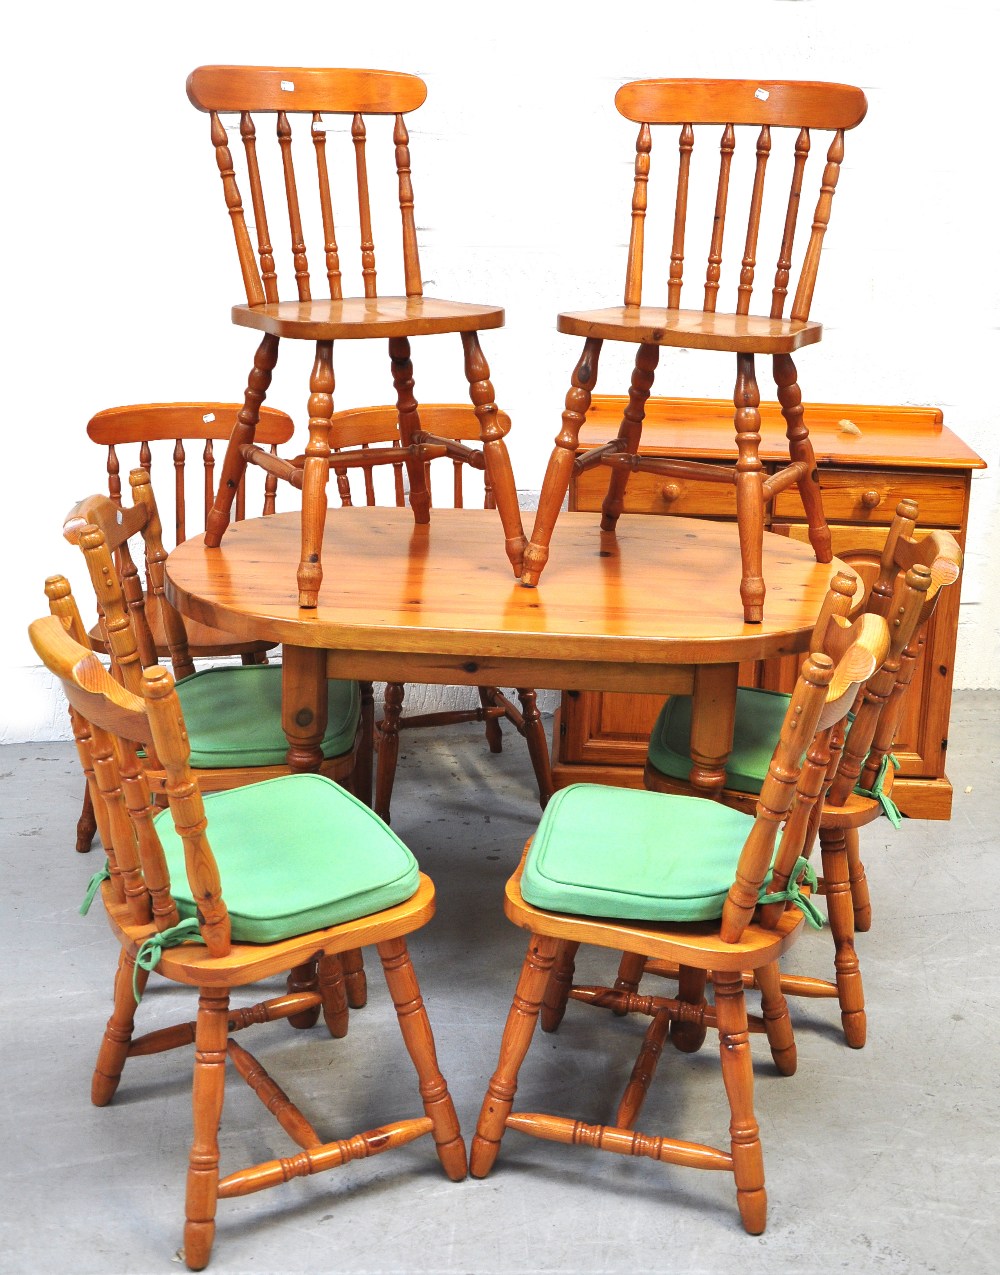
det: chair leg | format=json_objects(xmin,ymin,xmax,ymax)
[
  {"xmin": 733, "ymin": 353, "xmax": 766, "ymax": 624},
  {"xmin": 478, "ymin": 687, "xmax": 505, "ymax": 753},
  {"xmin": 845, "ymin": 827, "xmax": 873, "ymax": 932},
  {"xmin": 713, "ymin": 970, "xmax": 767, "ymax": 1235},
  {"xmin": 541, "ymin": 940, "xmax": 579, "ymax": 1032},
  {"xmin": 515, "ymin": 688, "xmax": 555, "ymax": 809},
  {"xmin": 183, "ymin": 988, "xmax": 229, "ymax": 1272},
  {"xmin": 92, "ymin": 949, "xmax": 148, "ymax": 1106},
  {"xmin": 616, "ymin": 1008, "xmax": 671, "ymax": 1130},
  {"xmin": 820, "ymin": 827, "xmax": 867, "ymax": 1047},
  {"xmin": 600, "ymin": 341, "xmax": 660, "ymax": 531},
  {"xmin": 389, "ymin": 336, "xmax": 431, "ymax": 523},
  {"xmin": 76, "ymin": 780, "xmax": 97, "ymax": 853},
  {"xmin": 377, "ymin": 937, "xmax": 467, "ymax": 1181},
  {"xmin": 353, "ymin": 680, "xmax": 375, "ymax": 811},
  {"xmin": 669, "ymin": 966, "xmax": 709, "ymax": 1054},
  {"xmin": 471, "ymin": 934, "xmax": 559, "ymax": 1177},
  {"xmin": 461, "ymin": 330, "xmax": 527, "ymax": 578},
  {"xmin": 297, "ymin": 339, "xmax": 335, "ymax": 608},
  {"xmin": 754, "ymin": 961, "xmax": 797, "ymax": 1076},
  {"xmin": 204, "ymin": 333, "xmax": 280, "ymax": 548},
  {"xmin": 613, "ymin": 951, "xmax": 647, "ymax": 1016},
  {"xmin": 375, "ymin": 682, "xmax": 405, "ymax": 823},
  {"xmin": 773, "ymin": 353, "xmax": 832, "ymax": 564},
  {"xmin": 341, "ymin": 947, "xmax": 368, "ymax": 1009},
  {"xmin": 286, "ymin": 961, "xmax": 322, "ymax": 1030},
  {"xmin": 522, "ymin": 337, "xmax": 603, "ymax": 586},
  {"xmin": 317, "ymin": 953, "xmax": 349, "ymax": 1038}
]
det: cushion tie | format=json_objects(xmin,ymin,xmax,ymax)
[
  {"xmin": 855, "ymin": 753, "xmax": 902, "ymax": 828},
  {"xmin": 758, "ymin": 857, "xmax": 825, "ymax": 930},
  {"xmin": 133, "ymin": 919, "xmax": 206, "ymax": 1002},
  {"xmin": 79, "ymin": 861, "xmax": 111, "ymax": 916}
]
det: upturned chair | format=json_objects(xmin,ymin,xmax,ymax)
[
  {"xmin": 522, "ymin": 79, "xmax": 868, "ymax": 621},
  {"xmin": 471, "ymin": 573, "xmax": 889, "ymax": 1232},
  {"xmin": 326, "ymin": 403, "xmax": 553, "ymax": 822},
  {"xmin": 634, "ymin": 505, "xmax": 962, "ymax": 1045},
  {"xmin": 186, "ymin": 65, "xmax": 526, "ymax": 607},
  {"xmin": 30, "ymin": 612, "xmax": 465, "ymax": 1271}
]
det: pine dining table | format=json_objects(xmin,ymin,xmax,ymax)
[{"xmin": 164, "ymin": 506, "xmax": 860, "ymax": 800}]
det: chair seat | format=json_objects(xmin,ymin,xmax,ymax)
[
  {"xmin": 176, "ymin": 664, "xmax": 359, "ymax": 768},
  {"xmin": 521, "ymin": 783, "xmax": 757, "ymax": 923},
  {"xmin": 649, "ymin": 687, "xmax": 791, "ymax": 795},
  {"xmin": 232, "ymin": 296, "xmax": 505, "ymax": 340},
  {"xmin": 556, "ymin": 305, "xmax": 823, "ymax": 353},
  {"xmin": 153, "ymin": 773, "xmax": 419, "ymax": 944},
  {"xmin": 89, "ymin": 599, "xmax": 273, "ymax": 661}
]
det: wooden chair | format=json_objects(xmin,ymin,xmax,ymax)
[
  {"xmin": 522, "ymin": 79, "xmax": 868, "ymax": 621},
  {"xmin": 470, "ymin": 574, "xmax": 889, "ymax": 1232},
  {"xmin": 635, "ymin": 503, "xmax": 963, "ymax": 1045},
  {"xmin": 186, "ymin": 66, "xmax": 526, "ymax": 607},
  {"xmin": 29, "ymin": 612, "xmax": 465, "ymax": 1271},
  {"xmin": 326, "ymin": 403, "xmax": 553, "ymax": 822}
]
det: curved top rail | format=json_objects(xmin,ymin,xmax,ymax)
[
  {"xmin": 187, "ymin": 66, "xmax": 427, "ymax": 115},
  {"xmin": 615, "ymin": 79, "xmax": 867, "ymax": 130}
]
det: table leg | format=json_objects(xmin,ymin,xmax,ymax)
[
  {"xmin": 281, "ymin": 646, "xmax": 329, "ymax": 774},
  {"xmin": 688, "ymin": 663, "xmax": 739, "ymax": 798}
]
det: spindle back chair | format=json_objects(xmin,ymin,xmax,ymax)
[
  {"xmin": 638, "ymin": 502, "xmax": 963, "ymax": 1045},
  {"xmin": 522, "ymin": 78, "xmax": 868, "ymax": 623},
  {"xmin": 185, "ymin": 65, "xmax": 525, "ymax": 607},
  {"xmin": 326, "ymin": 404, "xmax": 553, "ymax": 822},
  {"xmin": 470, "ymin": 571, "xmax": 890, "ymax": 1233},
  {"xmin": 29, "ymin": 611, "xmax": 464, "ymax": 1270}
]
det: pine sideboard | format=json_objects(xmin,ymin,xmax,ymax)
[{"xmin": 552, "ymin": 395, "xmax": 985, "ymax": 819}]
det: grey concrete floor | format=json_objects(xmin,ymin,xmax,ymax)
[{"xmin": 1, "ymin": 692, "xmax": 997, "ymax": 1274}]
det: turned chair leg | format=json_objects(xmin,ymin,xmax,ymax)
[
  {"xmin": 613, "ymin": 951, "xmax": 647, "ymax": 1016},
  {"xmin": 286, "ymin": 961, "xmax": 322, "ymax": 1031},
  {"xmin": 204, "ymin": 333, "xmax": 279, "ymax": 548},
  {"xmin": 183, "ymin": 988, "xmax": 229, "ymax": 1272},
  {"xmin": 540, "ymin": 940, "xmax": 579, "ymax": 1032},
  {"xmin": 522, "ymin": 337, "xmax": 603, "ymax": 586},
  {"xmin": 76, "ymin": 781, "xmax": 98, "ymax": 853},
  {"xmin": 377, "ymin": 937, "xmax": 467, "ymax": 1181},
  {"xmin": 820, "ymin": 826, "xmax": 867, "ymax": 1047},
  {"xmin": 374, "ymin": 681, "xmax": 405, "ymax": 823},
  {"xmin": 713, "ymin": 970, "xmax": 767, "ymax": 1234},
  {"xmin": 297, "ymin": 340, "xmax": 335, "ymax": 609},
  {"xmin": 317, "ymin": 953, "xmax": 349, "ymax": 1038},
  {"xmin": 478, "ymin": 687, "xmax": 505, "ymax": 753},
  {"xmin": 341, "ymin": 948, "xmax": 367, "ymax": 1009},
  {"xmin": 616, "ymin": 1008, "xmax": 671, "ymax": 1130},
  {"xmin": 733, "ymin": 353, "xmax": 766, "ymax": 624},
  {"xmin": 389, "ymin": 336, "xmax": 431, "ymax": 523},
  {"xmin": 471, "ymin": 934, "xmax": 558, "ymax": 1177},
  {"xmin": 845, "ymin": 827, "xmax": 873, "ymax": 932},
  {"xmin": 92, "ymin": 949, "xmax": 148, "ymax": 1106},
  {"xmin": 754, "ymin": 961, "xmax": 797, "ymax": 1075},
  {"xmin": 669, "ymin": 965, "xmax": 709, "ymax": 1053},
  {"xmin": 515, "ymin": 688, "xmax": 554, "ymax": 809},
  {"xmin": 461, "ymin": 330, "xmax": 526, "ymax": 577},
  {"xmin": 773, "ymin": 353, "xmax": 832, "ymax": 564},
  {"xmin": 600, "ymin": 342, "xmax": 660, "ymax": 531}
]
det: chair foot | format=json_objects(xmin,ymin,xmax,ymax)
[
  {"xmin": 92, "ymin": 951, "xmax": 146, "ymax": 1106},
  {"xmin": 755, "ymin": 962, "xmax": 797, "ymax": 1076},
  {"xmin": 841, "ymin": 1007, "xmax": 867, "ymax": 1049},
  {"xmin": 76, "ymin": 782, "xmax": 97, "ymax": 853}
]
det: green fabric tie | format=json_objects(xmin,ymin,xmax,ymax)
[
  {"xmin": 133, "ymin": 919, "xmax": 206, "ymax": 1002},
  {"xmin": 855, "ymin": 753, "xmax": 903, "ymax": 828},
  {"xmin": 758, "ymin": 857, "xmax": 825, "ymax": 930},
  {"xmin": 79, "ymin": 861, "xmax": 111, "ymax": 916}
]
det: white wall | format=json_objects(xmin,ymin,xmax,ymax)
[{"xmin": 3, "ymin": 0, "xmax": 996, "ymax": 741}]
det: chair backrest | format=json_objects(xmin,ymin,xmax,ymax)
[
  {"xmin": 614, "ymin": 78, "xmax": 867, "ymax": 319},
  {"xmin": 64, "ymin": 471, "xmax": 196, "ymax": 683},
  {"xmin": 88, "ymin": 402, "xmax": 295, "ymax": 545},
  {"xmin": 29, "ymin": 611, "xmax": 230, "ymax": 955},
  {"xmin": 720, "ymin": 570, "xmax": 889, "ymax": 944},
  {"xmin": 187, "ymin": 66, "xmax": 428, "ymax": 305},
  {"xmin": 327, "ymin": 404, "xmax": 506, "ymax": 510}
]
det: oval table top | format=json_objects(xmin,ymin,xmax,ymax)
[{"xmin": 165, "ymin": 508, "xmax": 859, "ymax": 678}]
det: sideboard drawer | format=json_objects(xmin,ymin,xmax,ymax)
[
  {"xmin": 774, "ymin": 468, "xmax": 967, "ymax": 526},
  {"xmin": 573, "ymin": 463, "xmax": 739, "ymax": 519}
]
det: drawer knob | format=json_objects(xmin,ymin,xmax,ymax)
[
  {"xmin": 660, "ymin": 482, "xmax": 682, "ymax": 504},
  {"xmin": 860, "ymin": 489, "xmax": 882, "ymax": 510}
]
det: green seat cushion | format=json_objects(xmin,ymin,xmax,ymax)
[
  {"xmin": 647, "ymin": 688, "xmax": 792, "ymax": 795},
  {"xmin": 176, "ymin": 665, "xmax": 359, "ymax": 769},
  {"xmin": 521, "ymin": 783, "xmax": 756, "ymax": 923},
  {"xmin": 153, "ymin": 773, "xmax": 419, "ymax": 943}
]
